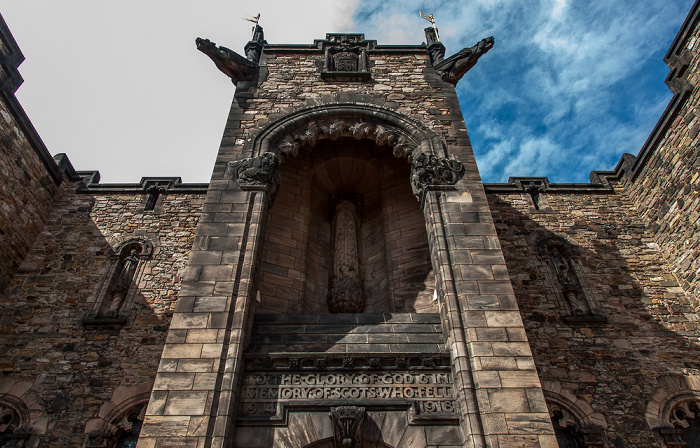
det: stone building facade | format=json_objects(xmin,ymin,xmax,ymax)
[{"xmin": 1, "ymin": 3, "xmax": 700, "ymax": 448}]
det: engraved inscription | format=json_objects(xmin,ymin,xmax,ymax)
[{"xmin": 240, "ymin": 371, "xmax": 456, "ymax": 418}]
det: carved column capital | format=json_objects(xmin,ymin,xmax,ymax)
[
  {"xmin": 227, "ymin": 152, "xmax": 280, "ymax": 198},
  {"xmin": 410, "ymin": 153, "xmax": 465, "ymax": 202}
]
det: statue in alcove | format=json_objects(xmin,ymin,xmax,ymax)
[
  {"xmin": 550, "ymin": 246, "xmax": 590, "ymax": 316},
  {"xmin": 106, "ymin": 249, "xmax": 139, "ymax": 318},
  {"xmin": 328, "ymin": 199, "xmax": 365, "ymax": 313}
]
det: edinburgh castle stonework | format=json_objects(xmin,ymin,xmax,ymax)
[{"xmin": 1, "ymin": 4, "xmax": 700, "ymax": 448}]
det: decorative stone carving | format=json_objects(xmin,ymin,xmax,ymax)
[
  {"xmin": 83, "ymin": 238, "xmax": 153, "ymax": 326},
  {"xmin": 662, "ymin": 401, "xmax": 700, "ymax": 447},
  {"xmin": 106, "ymin": 249, "xmax": 139, "ymax": 318},
  {"xmin": 410, "ymin": 153, "xmax": 465, "ymax": 200},
  {"xmin": 195, "ymin": 25, "xmax": 264, "ymax": 85},
  {"xmin": 270, "ymin": 118, "xmax": 417, "ymax": 160},
  {"xmin": 425, "ymin": 27, "xmax": 494, "ymax": 85},
  {"xmin": 329, "ymin": 406, "xmax": 365, "ymax": 448},
  {"xmin": 320, "ymin": 34, "xmax": 373, "ymax": 81},
  {"xmin": 328, "ymin": 199, "xmax": 365, "ymax": 313},
  {"xmin": 550, "ymin": 246, "xmax": 590, "ymax": 316},
  {"xmin": 228, "ymin": 152, "xmax": 280, "ymax": 194},
  {"xmin": 144, "ymin": 184, "xmax": 166, "ymax": 211},
  {"xmin": 523, "ymin": 181, "xmax": 547, "ymax": 210},
  {"xmin": 0, "ymin": 403, "xmax": 27, "ymax": 447}
]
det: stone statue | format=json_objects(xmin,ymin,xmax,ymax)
[
  {"xmin": 550, "ymin": 246, "xmax": 590, "ymax": 315},
  {"xmin": 195, "ymin": 38, "xmax": 258, "ymax": 85},
  {"xmin": 433, "ymin": 36, "xmax": 494, "ymax": 85},
  {"xmin": 328, "ymin": 199, "xmax": 364, "ymax": 313},
  {"xmin": 107, "ymin": 250, "xmax": 139, "ymax": 317}
]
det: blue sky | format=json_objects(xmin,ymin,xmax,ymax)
[
  {"xmin": 1, "ymin": 0, "xmax": 694, "ymax": 183},
  {"xmin": 351, "ymin": 0, "xmax": 693, "ymax": 182}
]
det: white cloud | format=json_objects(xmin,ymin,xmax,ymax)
[{"xmin": 0, "ymin": 0, "xmax": 359, "ymax": 183}]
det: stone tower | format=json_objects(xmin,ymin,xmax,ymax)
[{"xmin": 138, "ymin": 26, "xmax": 555, "ymax": 448}]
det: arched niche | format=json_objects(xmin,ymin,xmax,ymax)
[{"xmin": 250, "ymin": 103, "xmax": 442, "ymax": 314}]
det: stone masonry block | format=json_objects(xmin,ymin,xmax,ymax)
[
  {"xmin": 153, "ymin": 373, "xmax": 195, "ymax": 391},
  {"xmin": 164, "ymin": 390, "xmax": 208, "ymax": 416},
  {"xmin": 161, "ymin": 344, "xmax": 203, "ymax": 359},
  {"xmin": 492, "ymin": 342, "xmax": 533, "ymax": 357},
  {"xmin": 484, "ymin": 311, "xmax": 524, "ymax": 327},
  {"xmin": 193, "ymin": 297, "xmax": 229, "ymax": 313},
  {"xmin": 499, "ymin": 371, "xmax": 542, "ymax": 388},
  {"xmin": 139, "ymin": 416, "xmax": 191, "ymax": 437},
  {"xmin": 488, "ymin": 388, "xmax": 530, "ymax": 413},
  {"xmin": 170, "ymin": 313, "xmax": 209, "ymax": 329},
  {"xmin": 505, "ymin": 413, "xmax": 553, "ymax": 435}
]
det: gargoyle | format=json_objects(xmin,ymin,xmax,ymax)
[
  {"xmin": 434, "ymin": 36, "xmax": 494, "ymax": 85},
  {"xmin": 195, "ymin": 38, "xmax": 258, "ymax": 85}
]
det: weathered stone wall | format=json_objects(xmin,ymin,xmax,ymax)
[
  {"xmin": 0, "ymin": 95, "xmax": 63, "ymax": 292},
  {"xmin": 487, "ymin": 187, "xmax": 700, "ymax": 446},
  {"xmin": 0, "ymin": 188, "xmax": 203, "ymax": 446},
  {"xmin": 623, "ymin": 19, "xmax": 700, "ymax": 311}
]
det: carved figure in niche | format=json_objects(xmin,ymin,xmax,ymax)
[
  {"xmin": 549, "ymin": 246, "xmax": 590, "ymax": 316},
  {"xmin": 228, "ymin": 152, "xmax": 280, "ymax": 190},
  {"xmin": 328, "ymin": 199, "xmax": 365, "ymax": 313},
  {"xmin": 410, "ymin": 153, "xmax": 465, "ymax": 200},
  {"xmin": 329, "ymin": 406, "xmax": 365, "ymax": 448},
  {"xmin": 106, "ymin": 249, "xmax": 140, "ymax": 318}
]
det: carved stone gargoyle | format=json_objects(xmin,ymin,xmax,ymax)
[
  {"xmin": 425, "ymin": 28, "xmax": 494, "ymax": 85},
  {"xmin": 196, "ymin": 25, "xmax": 265, "ymax": 84}
]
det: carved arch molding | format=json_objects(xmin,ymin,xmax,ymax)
[
  {"xmin": 231, "ymin": 103, "xmax": 466, "ymax": 203},
  {"xmin": 242, "ymin": 103, "xmax": 447, "ymax": 160}
]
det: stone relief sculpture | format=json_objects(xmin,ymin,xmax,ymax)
[
  {"xmin": 424, "ymin": 27, "xmax": 494, "ymax": 85},
  {"xmin": 325, "ymin": 36, "xmax": 368, "ymax": 72},
  {"xmin": 320, "ymin": 34, "xmax": 373, "ymax": 80},
  {"xmin": 328, "ymin": 199, "xmax": 365, "ymax": 313},
  {"xmin": 329, "ymin": 406, "xmax": 365, "ymax": 448},
  {"xmin": 106, "ymin": 249, "xmax": 139, "ymax": 318},
  {"xmin": 228, "ymin": 152, "xmax": 280, "ymax": 191},
  {"xmin": 196, "ymin": 24, "xmax": 265, "ymax": 85},
  {"xmin": 83, "ymin": 238, "xmax": 152, "ymax": 325},
  {"xmin": 550, "ymin": 246, "xmax": 590, "ymax": 316},
  {"xmin": 410, "ymin": 153, "xmax": 465, "ymax": 200},
  {"xmin": 538, "ymin": 240, "xmax": 605, "ymax": 325}
]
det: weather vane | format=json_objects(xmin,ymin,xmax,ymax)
[
  {"xmin": 243, "ymin": 13, "xmax": 260, "ymax": 25},
  {"xmin": 242, "ymin": 13, "xmax": 261, "ymax": 39},
  {"xmin": 419, "ymin": 11, "xmax": 440, "ymax": 42}
]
